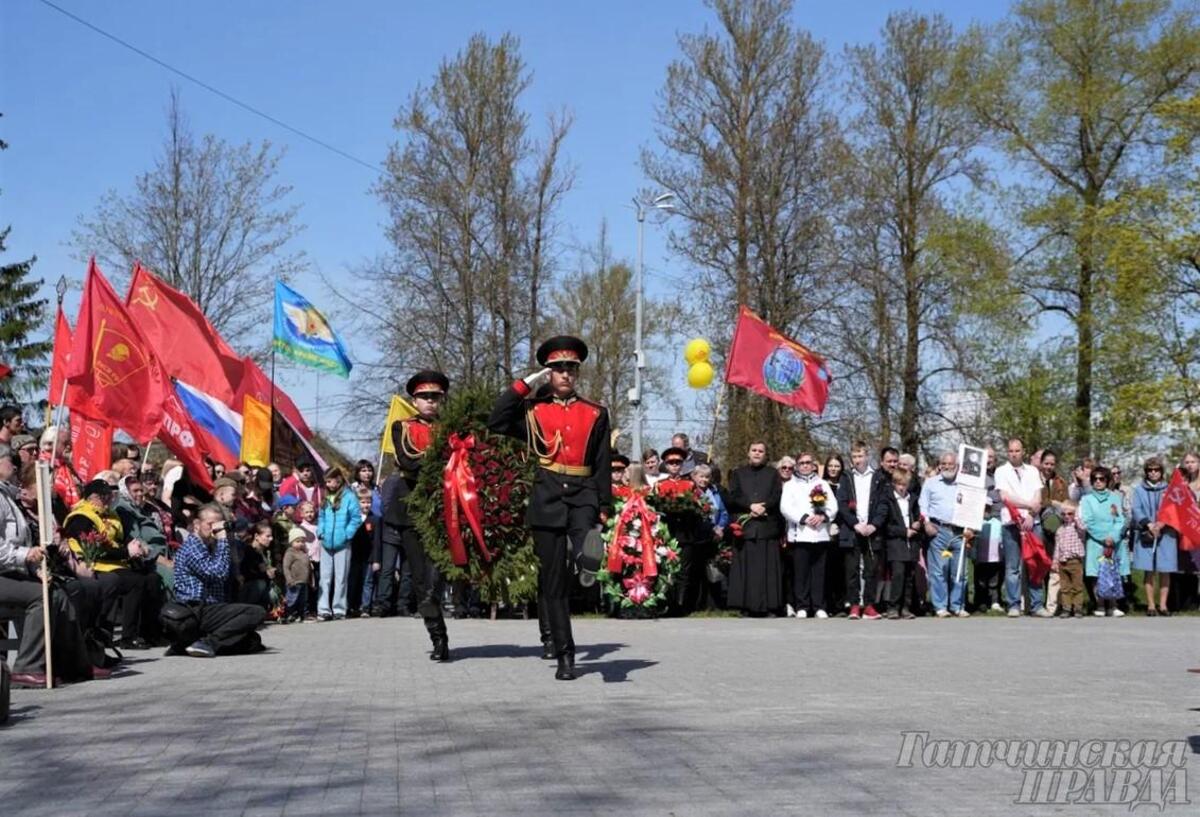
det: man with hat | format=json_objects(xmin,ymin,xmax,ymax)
[
  {"xmin": 489, "ymin": 336, "xmax": 612, "ymax": 681},
  {"xmin": 658, "ymin": 446, "xmax": 707, "ymax": 615},
  {"xmin": 375, "ymin": 370, "xmax": 451, "ymax": 660},
  {"xmin": 611, "ymin": 454, "xmax": 630, "ymax": 490},
  {"xmin": 11, "ymin": 434, "xmax": 38, "ymax": 468},
  {"xmin": 63, "ymin": 479, "xmax": 162, "ymax": 649}
]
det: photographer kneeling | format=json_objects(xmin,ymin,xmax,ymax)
[{"xmin": 161, "ymin": 504, "xmax": 265, "ymax": 658}]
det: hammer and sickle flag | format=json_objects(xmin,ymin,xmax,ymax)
[{"xmin": 66, "ymin": 259, "xmax": 169, "ymax": 442}]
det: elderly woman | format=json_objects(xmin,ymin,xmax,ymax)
[
  {"xmin": 1131, "ymin": 457, "xmax": 1178, "ymax": 616},
  {"xmin": 1079, "ymin": 466, "xmax": 1128, "ymax": 617},
  {"xmin": 781, "ymin": 452, "xmax": 839, "ymax": 618}
]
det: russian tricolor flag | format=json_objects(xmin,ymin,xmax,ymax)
[{"xmin": 174, "ymin": 380, "xmax": 243, "ymax": 468}]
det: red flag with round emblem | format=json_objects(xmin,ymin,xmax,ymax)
[
  {"xmin": 724, "ymin": 306, "xmax": 831, "ymax": 414},
  {"xmin": 66, "ymin": 258, "xmax": 169, "ymax": 442}
]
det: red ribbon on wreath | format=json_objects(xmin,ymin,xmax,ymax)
[
  {"xmin": 443, "ymin": 433, "xmax": 491, "ymax": 567},
  {"xmin": 606, "ymin": 491, "xmax": 659, "ymax": 579}
]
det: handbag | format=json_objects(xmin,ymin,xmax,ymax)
[
  {"xmin": 159, "ymin": 600, "xmax": 202, "ymax": 645},
  {"xmin": 1096, "ymin": 557, "xmax": 1125, "ymax": 600}
]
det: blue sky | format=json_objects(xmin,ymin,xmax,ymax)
[{"xmin": 1, "ymin": 0, "xmax": 1010, "ymax": 457}]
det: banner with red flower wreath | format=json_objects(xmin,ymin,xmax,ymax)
[
  {"xmin": 647, "ymin": 478, "xmax": 712, "ymax": 518},
  {"xmin": 597, "ymin": 487, "xmax": 681, "ymax": 609},
  {"xmin": 408, "ymin": 387, "xmax": 540, "ymax": 603}
]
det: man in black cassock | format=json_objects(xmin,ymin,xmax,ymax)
[{"xmin": 726, "ymin": 441, "xmax": 784, "ymax": 615}]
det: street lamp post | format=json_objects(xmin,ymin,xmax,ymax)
[{"xmin": 630, "ymin": 192, "xmax": 675, "ymax": 462}]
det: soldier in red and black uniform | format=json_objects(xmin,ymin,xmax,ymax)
[
  {"xmin": 658, "ymin": 446, "xmax": 706, "ymax": 615},
  {"xmin": 375, "ymin": 370, "xmax": 450, "ymax": 661},
  {"xmin": 489, "ymin": 336, "xmax": 611, "ymax": 681}
]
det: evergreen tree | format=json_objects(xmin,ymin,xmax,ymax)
[{"xmin": 0, "ymin": 118, "xmax": 51, "ymax": 403}]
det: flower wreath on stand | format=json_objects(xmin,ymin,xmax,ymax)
[
  {"xmin": 408, "ymin": 387, "xmax": 540, "ymax": 605},
  {"xmin": 597, "ymin": 485, "xmax": 681, "ymax": 609}
]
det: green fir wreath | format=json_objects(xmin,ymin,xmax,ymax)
[{"xmin": 408, "ymin": 386, "xmax": 540, "ymax": 604}]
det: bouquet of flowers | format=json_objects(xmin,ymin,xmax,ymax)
[
  {"xmin": 74, "ymin": 530, "xmax": 110, "ymax": 569},
  {"xmin": 810, "ymin": 483, "xmax": 829, "ymax": 517},
  {"xmin": 597, "ymin": 488, "xmax": 682, "ymax": 609},
  {"xmin": 409, "ymin": 387, "xmax": 540, "ymax": 604},
  {"xmin": 648, "ymin": 479, "xmax": 712, "ymax": 518}
]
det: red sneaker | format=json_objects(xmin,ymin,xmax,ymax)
[
  {"xmin": 848, "ymin": 605, "xmax": 861, "ymax": 620},
  {"xmin": 863, "ymin": 605, "xmax": 882, "ymax": 620}
]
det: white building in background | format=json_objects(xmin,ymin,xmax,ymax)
[{"xmin": 931, "ymin": 388, "xmax": 993, "ymax": 454}]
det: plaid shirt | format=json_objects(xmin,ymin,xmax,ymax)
[
  {"xmin": 173, "ymin": 532, "xmax": 232, "ymax": 604},
  {"xmin": 1054, "ymin": 522, "xmax": 1085, "ymax": 562}
]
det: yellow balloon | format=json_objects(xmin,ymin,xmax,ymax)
[
  {"xmin": 684, "ymin": 338, "xmax": 711, "ymax": 365},
  {"xmin": 687, "ymin": 360, "xmax": 714, "ymax": 388}
]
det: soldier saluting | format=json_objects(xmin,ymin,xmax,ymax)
[
  {"xmin": 489, "ymin": 336, "xmax": 611, "ymax": 681},
  {"xmin": 379, "ymin": 370, "xmax": 450, "ymax": 661}
]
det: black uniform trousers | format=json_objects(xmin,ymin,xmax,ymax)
[
  {"xmin": 533, "ymin": 504, "xmax": 593, "ymax": 657},
  {"xmin": 398, "ymin": 526, "xmax": 446, "ymax": 641},
  {"xmin": 674, "ymin": 540, "xmax": 712, "ymax": 616}
]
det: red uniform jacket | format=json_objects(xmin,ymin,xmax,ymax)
[{"xmin": 488, "ymin": 380, "xmax": 612, "ymax": 529}]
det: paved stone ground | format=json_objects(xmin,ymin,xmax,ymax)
[{"xmin": 2, "ymin": 615, "xmax": 1197, "ymax": 816}]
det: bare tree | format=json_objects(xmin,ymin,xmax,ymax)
[
  {"xmin": 642, "ymin": 0, "xmax": 839, "ymax": 461},
  {"xmin": 72, "ymin": 91, "xmax": 305, "ymax": 347},
  {"xmin": 836, "ymin": 12, "xmax": 989, "ymax": 455},
  {"xmin": 370, "ymin": 33, "xmax": 573, "ymax": 394},
  {"xmin": 548, "ymin": 222, "xmax": 675, "ymax": 442}
]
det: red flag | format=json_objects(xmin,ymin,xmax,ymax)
[
  {"xmin": 724, "ymin": 306, "xmax": 832, "ymax": 414},
  {"xmin": 70, "ymin": 415, "xmax": 112, "ymax": 482},
  {"xmin": 0, "ymin": 363, "xmax": 10, "ymax": 380},
  {"xmin": 50, "ymin": 308, "xmax": 98, "ymax": 417},
  {"xmin": 67, "ymin": 259, "xmax": 169, "ymax": 442},
  {"xmin": 1157, "ymin": 469, "xmax": 1200, "ymax": 551},
  {"xmin": 125, "ymin": 262, "xmax": 244, "ymax": 405},
  {"xmin": 159, "ymin": 389, "xmax": 216, "ymax": 491},
  {"xmin": 49, "ymin": 308, "xmax": 71, "ymax": 402}
]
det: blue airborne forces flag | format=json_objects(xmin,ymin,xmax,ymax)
[{"xmin": 272, "ymin": 281, "xmax": 353, "ymax": 378}]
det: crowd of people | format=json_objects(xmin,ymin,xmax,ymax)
[
  {"xmin": 0, "ymin": 402, "xmax": 402, "ymax": 688},
  {"xmin": 4, "ymin": 392, "xmax": 1198, "ymax": 690},
  {"xmin": 621, "ymin": 434, "xmax": 1200, "ymax": 621}
]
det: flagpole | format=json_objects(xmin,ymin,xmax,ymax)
[
  {"xmin": 49, "ymin": 381, "xmax": 68, "ymax": 465},
  {"xmin": 708, "ymin": 383, "xmax": 726, "ymax": 453},
  {"xmin": 35, "ymin": 462, "xmax": 55, "ymax": 689},
  {"xmin": 269, "ymin": 345, "xmax": 276, "ymax": 466}
]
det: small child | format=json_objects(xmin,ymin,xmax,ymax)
[
  {"xmin": 299, "ymin": 500, "xmax": 321, "ymax": 619},
  {"xmin": 1053, "ymin": 500, "xmax": 1086, "ymax": 617},
  {"xmin": 348, "ymin": 487, "xmax": 378, "ymax": 617},
  {"xmin": 283, "ymin": 528, "xmax": 313, "ymax": 623}
]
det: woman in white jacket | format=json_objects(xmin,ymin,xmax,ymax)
[{"xmin": 781, "ymin": 452, "xmax": 839, "ymax": 619}]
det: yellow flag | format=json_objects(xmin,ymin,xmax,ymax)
[
  {"xmin": 380, "ymin": 395, "xmax": 418, "ymax": 457},
  {"xmin": 241, "ymin": 394, "xmax": 273, "ymax": 467}
]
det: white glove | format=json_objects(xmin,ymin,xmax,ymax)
[{"xmin": 522, "ymin": 368, "xmax": 552, "ymax": 389}]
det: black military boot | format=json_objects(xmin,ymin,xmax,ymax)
[
  {"xmin": 430, "ymin": 637, "xmax": 450, "ymax": 662},
  {"xmin": 555, "ymin": 655, "xmax": 575, "ymax": 681}
]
